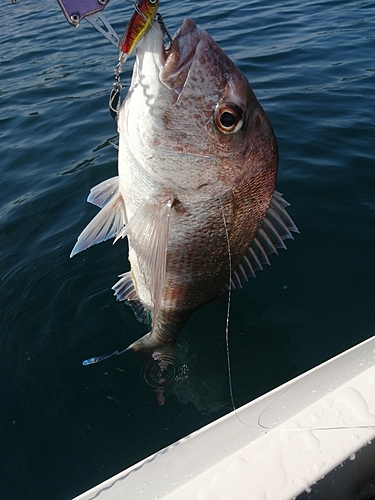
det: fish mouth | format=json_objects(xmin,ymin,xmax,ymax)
[{"xmin": 160, "ymin": 18, "xmax": 202, "ymax": 93}]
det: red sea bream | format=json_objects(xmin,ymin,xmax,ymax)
[{"xmin": 71, "ymin": 18, "xmax": 298, "ymax": 352}]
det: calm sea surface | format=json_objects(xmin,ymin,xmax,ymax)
[{"xmin": 1, "ymin": 0, "xmax": 374, "ymax": 498}]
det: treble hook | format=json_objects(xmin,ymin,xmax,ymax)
[
  {"xmin": 156, "ymin": 12, "xmax": 173, "ymax": 44},
  {"xmin": 109, "ymin": 61, "xmax": 122, "ymax": 120}
]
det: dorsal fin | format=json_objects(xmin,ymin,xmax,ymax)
[{"xmin": 230, "ymin": 191, "xmax": 299, "ymax": 289}]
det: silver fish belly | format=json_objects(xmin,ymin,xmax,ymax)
[{"xmin": 71, "ymin": 18, "xmax": 298, "ymax": 351}]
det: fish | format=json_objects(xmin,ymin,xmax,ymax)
[{"xmin": 71, "ymin": 17, "xmax": 298, "ymax": 354}]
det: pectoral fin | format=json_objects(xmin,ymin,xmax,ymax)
[
  {"xmin": 114, "ymin": 197, "xmax": 173, "ymax": 328},
  {"xmin": 231, "ymin": 191, "xmax": 299, "ymax": 289}
]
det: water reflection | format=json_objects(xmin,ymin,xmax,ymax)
[
  {"xmin": 140, "ymin": 345, "xmax": 189, "ymax": 406},
  {"xmin": 134, "ymin": 294, "xmax": 298, "ymax": 414}
]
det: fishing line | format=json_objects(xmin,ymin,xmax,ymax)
[
  {"xmin": 221, "ymin": 197, "xmax": 258, "ymax": 429},
  {"xmin": 221, "ymin": 201, "xmax": 260, "ymax": 430},
  {"xmin": 220, "ymin": 197, "xmax": 237, "ymax": 417},
  {"xmin": 221, "ymin": 197, "xmax": 263, "ymax": 430}
]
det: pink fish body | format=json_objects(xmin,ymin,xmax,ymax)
[{"xmin": 71, "ymin": 19, "xmax": 298, "ymax": 351}]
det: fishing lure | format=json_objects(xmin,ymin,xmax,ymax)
[
  {"xmin": 110, "ymin": 0, "xmax": 171, "ymax": 120},
  {"xmin": 110, "ymin": 0, "xmax": 160, "ymax": 119},
  {"xmin": 118, "ymin": 0, "xmax": 160, "ymax": 63}
]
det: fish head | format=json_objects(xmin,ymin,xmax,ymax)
[{"xmin": 126, "ymin": 17, "xmax": 278, "ymax": 194}]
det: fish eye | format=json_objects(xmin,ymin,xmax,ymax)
[
  {"xmin": 214, "ymin": 103, "xmax": 244, "ymax": 134},
  {"xmin": 220, "ymin": 112, "xmax": 236, "ymax": 127},
  {"xmin": 149, "ymin": 0, "xmax": 158, "ymax": 3}
]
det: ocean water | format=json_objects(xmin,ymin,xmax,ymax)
[{"xmin": 0, "ymin": 0, "xmax": 374, "ymax": 498}]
